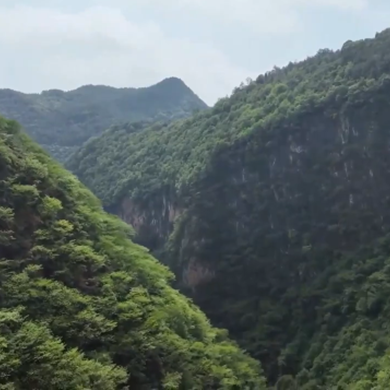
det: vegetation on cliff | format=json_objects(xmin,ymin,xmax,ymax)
[
  {"xmin": 0, "ymin": 116, "xmax": 265, "ymax": 389},
  {"xmin": 0, "ymin": 77, "xmax": 207, "ymax": 162},
  {"xmin": 68, "ymin": 28, "xmax": 390, "ymax": 389}
]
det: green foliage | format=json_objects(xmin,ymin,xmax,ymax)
[
  {"xmin": 68, "ymin": 28, "xmax": 390, "ymax": 388},
  {"xmin": 0, "ymin": 308, "xmax": 127, "ymax": 390},
  {"xmin": 0, "ymin": 78, "xmax": 208, "ymax": 162},
  {"xmin": 0, "ymin": 117, "xmax": 265, "ymax": 389}
]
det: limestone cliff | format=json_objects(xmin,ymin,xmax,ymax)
[{"xmin": 108, "ymin": 193, "xmax": 182, "ymax": 251}]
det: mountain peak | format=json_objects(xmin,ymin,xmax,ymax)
[
  {"xmin": 146, "ymin": 77, "xmax": 208, "ymax": 108},
  {"xmin": 155, "ymin": 76, "xmax": 187, "ymax": 86},
  {"xmin": 149, "ymin": 76, "xmax": 194, "ymax": 93}
]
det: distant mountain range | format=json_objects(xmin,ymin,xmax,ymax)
[{"xmin": 0, "ymin": 77, "xmax": 208, "ymax": 161}]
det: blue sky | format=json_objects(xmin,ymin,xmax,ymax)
[{"xmin": 0, "ymin": 0, "xmax": 389, "ymax": 104}]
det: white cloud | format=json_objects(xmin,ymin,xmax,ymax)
[
  {"xmin": 141, "ymin": 0, "xmax": 299, "ymax": 34},
  {"xmin": 120, "ymin": 0, "xmax": 369, "ymax": 33},
  {"xmin": 297, "ymin": 0, "xmax": 367, "ymax": 10}
]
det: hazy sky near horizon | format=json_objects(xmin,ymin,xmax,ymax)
[{"xmin": 0, "ymin": 1, "xmax": 389, "ymax": 105}]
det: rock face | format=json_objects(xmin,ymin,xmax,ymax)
[
  {"xmin": 110, "ymin": 195, "xmax": 182, "ymax": 251},
  {"xmin": 68, "ymin": 29, "xmax": 390, "ymax": 388},
  {"xmin": 109, "ymin": 196, "xmax": 215, "ymax": 291}
]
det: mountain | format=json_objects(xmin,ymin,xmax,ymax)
[
  {"xmin": 0, "ymin": 116, "xmax": 265, "ymax": 389},
  {"xmin": 0, "ymin": 77, "xmax": 208, "ymax": 162},
  {"xmin": 67, "ymin": 28, "xmax": 390, "ymax": 389}
]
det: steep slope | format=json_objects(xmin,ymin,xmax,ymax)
[
  {"xmin": 0, "ymin": 77, "xmax": 207, "ymax": 162},
  {"xmin": 67, "ymin": 28, "xmax": 390, "ymax": 389},
  {"xmin": 0, "ymin": 116, "xmax": 265, "ymax": 389}
]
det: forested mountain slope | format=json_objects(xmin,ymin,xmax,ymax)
[
  {"xmin": 0, "ymin": 77, "xmax": 207, "ymax": 162},
  {"xmin": 67, "ymin": 28, "xmax": 390, "ymax": 389},
  {"xmin": 0, "ymin": 116, "xmax": 265, "ymax": 389}
]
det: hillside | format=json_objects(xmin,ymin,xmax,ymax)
[
  {"xmin": 0, "ymin": 116, "xmax": 265, "ymax": 389},
  {"xmin": 67, "ymin": 28, "xmax": 390, "ymax": 389},
  {"xmin": 0, "ymin": 77, "xmax": 207, "ymax": 162}
]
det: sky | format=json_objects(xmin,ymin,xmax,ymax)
[{"xmin": 0, "ymin": 1, "xmax": 389, "ymax": 105}]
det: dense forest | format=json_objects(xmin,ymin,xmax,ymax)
[
  {"xmin": 0, "ymin": 116, "xmax": 266, "ymax": 389},
  {"xmin": 0, "ymin": 77, "xmax": 207, "ymax": 161},
  {"xmin": 68, "ymin": 28, "xmax": 390, "ymax": 388}
]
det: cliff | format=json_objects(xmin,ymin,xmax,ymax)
[{"xmin": 67, "ymin": 28, "xmax": 390, "ymax": 388}]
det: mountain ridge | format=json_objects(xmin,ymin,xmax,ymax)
[
  {"xmin": 27, "ymin": 77, "xmax": 202, "ymax": 99},
  {"xmin": 0, "ymin": 77, "xmax": 208, "ymax": 162}
]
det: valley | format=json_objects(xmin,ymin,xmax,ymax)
[{"xmin": 3, "ymin": 26, "xmax": 390, "ymax": 390}]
